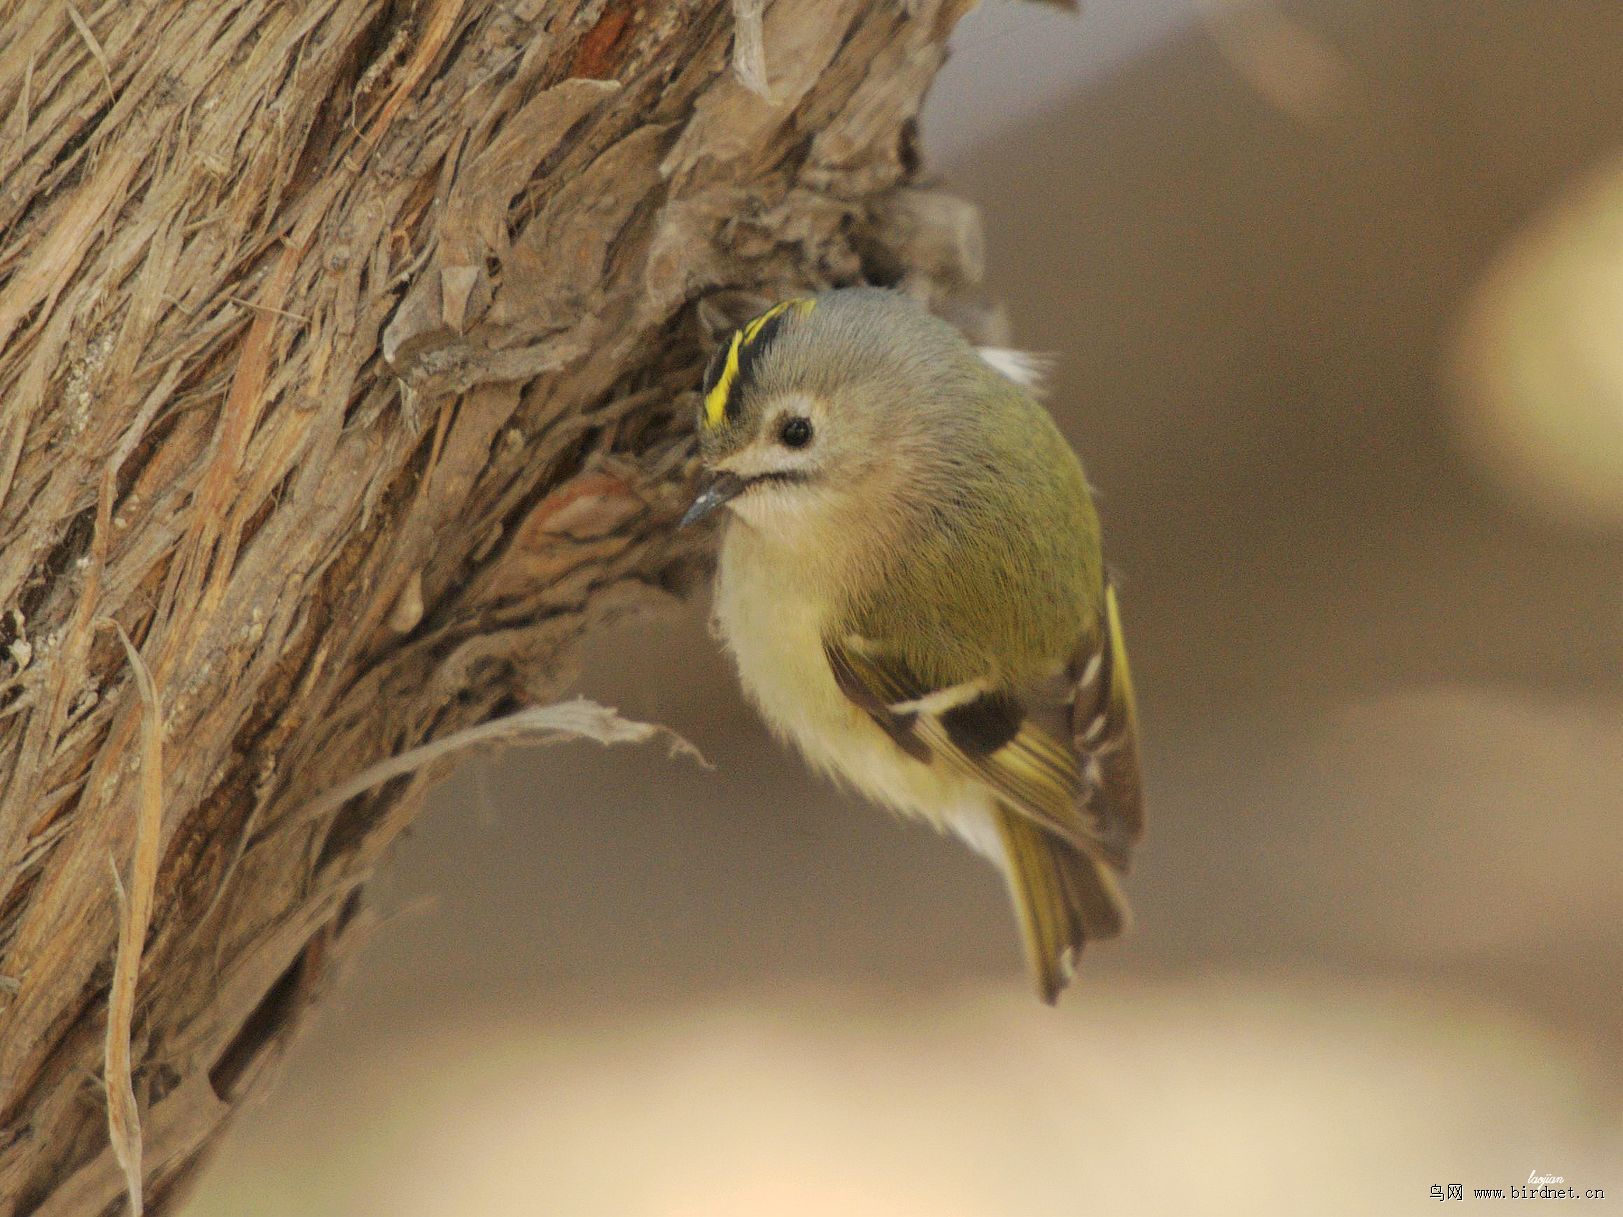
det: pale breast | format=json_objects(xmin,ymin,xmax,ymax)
[
  {"xmin": 712, "ymin": 522, "xmax": 996, "ymax": 851},
  {"xmin": 712, "ymin": 524, "xmax": 850, "ymax": 760}
]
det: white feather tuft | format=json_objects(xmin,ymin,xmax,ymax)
[{"xmin": 977, "ymin": 347, "xmax": 1053, "ymax": 395}]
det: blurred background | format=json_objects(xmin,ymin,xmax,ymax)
[{"xmin": 189, "ymin": 1, "xmax": 1623, "ymax": 1213}]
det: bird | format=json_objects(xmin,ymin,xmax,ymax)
[{"xmin": 681, "ymin": 287, "xmax": 1143, "ymax": 1002}]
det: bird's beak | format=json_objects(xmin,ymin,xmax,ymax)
[{"xmin": 679, "ymin": 470, "xmax": 747, "ymax": 529}]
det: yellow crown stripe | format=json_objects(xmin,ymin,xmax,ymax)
[
  {"xmin": 742, "ymin": 299, "xmax": 793, "ymax": 343},
  {"xmin": 703, "ymin": 331, "xmax": 744, "ymax": 430},
  {"xmin": 703, "ymin": 298, "xmax": 815, "ymax": 431}
]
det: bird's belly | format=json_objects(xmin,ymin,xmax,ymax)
[{"xmin": 713, "ymin": 530, "xmax": 1000, "ymax": 859}]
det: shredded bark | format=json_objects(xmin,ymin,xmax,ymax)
[
  {"xmin": 100, "ymin": 623, "xmax": 163, "ymax": 1217},
  {"xmin": 0, "ymin": 0, "xmax": 1005, "ymax": 1210},
  {"xmin": 299, "ymin": 697, "xmax": 704, "ymax": 827}
]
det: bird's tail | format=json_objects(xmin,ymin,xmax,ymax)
[{"xmin": 994, "ymin": 807, "xmax": 1131, "ymax": 1003}]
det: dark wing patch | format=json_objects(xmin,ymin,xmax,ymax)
[{"xmin": 940, "ymin": 691, "xmax": 1023, "ymax": 755}]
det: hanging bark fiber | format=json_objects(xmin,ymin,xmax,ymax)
[{"xmin": 0, "ymin": 0, "xmax": 1008, "ymax": 1211}]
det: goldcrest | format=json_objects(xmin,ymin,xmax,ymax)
[{"xmin": 684, "ymin": 288, "xmax": 1143, "ymax": 1002}]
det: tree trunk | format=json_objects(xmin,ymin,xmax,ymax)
[{"xmin": 0, "ymin": 1, "xmax": 999, "ymax": 1211}]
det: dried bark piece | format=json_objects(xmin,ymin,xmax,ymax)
[{"xmin": 0, "ymin": 1, "xmax": 1007, "ymax": 1209}]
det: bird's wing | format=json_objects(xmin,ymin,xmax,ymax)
[
  {"xmin": 825, "ymin": 668, "xmax": 1067, "ymax": 855},
  {"xmin": 1068, "ymin": 581, "xmax": 1144, "ymax": 869},
  {"xmin": 824, "ymin": 579, "xmax": 1143, "ymax": 867},
  {"xmin": 826, "ymin": 581, "xmax": 1145, "ymax": 1001}
]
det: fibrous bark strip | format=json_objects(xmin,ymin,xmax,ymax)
[{"xmin": 0, "ymin": 1, "xmax": 1001, "ymax": 1210}]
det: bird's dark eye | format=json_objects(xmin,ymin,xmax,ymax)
[{"xmin": 779, "ymin": 417, "xmax": 813, "ymax": 448}]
